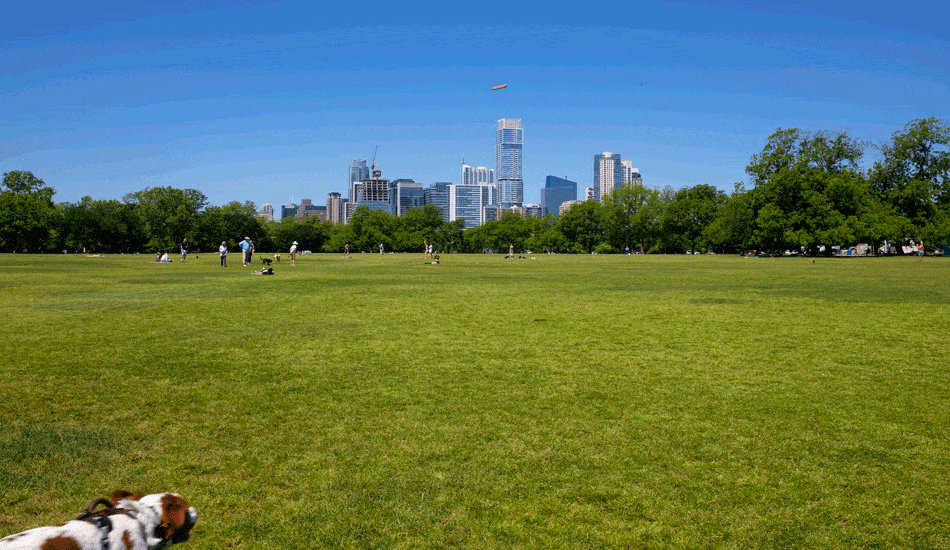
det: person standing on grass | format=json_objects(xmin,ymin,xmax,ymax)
[
  {"xmin": 239, "ymin": 237, "xmax": 253, "ymax": 266},
  {"xmin": 343, "ymin": 243, "xmax": 350, "ymax": 258},
  {"xmin": 219, "ymin": 241, "xmax": 228, "ymax": 267},
  {"xmin": 290, "ymin": 241, "xmax": 298, "ymax": 266},
  {"xmin": 379, "ymin": 242, "xmax": 384, "ymax": 256},
  {"xmin": 180, "ymin": 238, "xmax": 188, "ymax": 262}
]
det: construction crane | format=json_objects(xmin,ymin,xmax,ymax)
[{"xmin": 371, "ymin": 145, "xmax": 381, "ymax": 179}]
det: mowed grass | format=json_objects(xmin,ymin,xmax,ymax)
[{"xmin": 1, "ymin": 252, "xmax": 948, "ymax": 549}]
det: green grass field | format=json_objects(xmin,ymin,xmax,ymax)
[{"xmin": 1, "ymin": 252, "xmax": 948, "ymax": 549}]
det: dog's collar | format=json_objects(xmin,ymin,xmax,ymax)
[
  {"xmin": 76, "ymin": 498, "xmax": 139, "ymax": 550},
  {"xmin": 84, "ymin": 515, "xmax": 112, "ymax": 550}
]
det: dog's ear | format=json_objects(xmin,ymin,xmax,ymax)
[
  {"xmin": 110, "ymin": 490, "xmax": 143, "ymax": 505},
  {"xmin": 159, "ymin": 494, "xmax": 191, "ymax": 541}
]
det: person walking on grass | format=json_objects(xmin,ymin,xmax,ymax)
[
  {"xmin": 219, "ymin": 241, "xmax": 228, "ymax": 267},
  {"xmin": 379, "ymin": 242, "xmax": 384, "ymax": 256},
  {"xmin": 290, "ymin": 241, "xmax": 298, "ymax": 266},
  {"xmin": 343, "ymin": 243, "xmax": 350, "ymax": 258},
  {"xmin": 180, "ymin": 238, "xmax": 188, "ymax": 262},
  {"xmin": 239, "ymin": 237, "xmax": 253, "ymax": 266}
]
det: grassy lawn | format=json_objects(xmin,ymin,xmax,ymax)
[{"xmin": 1, "ymin": 252, "xmax": 948, "ymax": 549}]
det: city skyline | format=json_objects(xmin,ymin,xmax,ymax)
[{"xmin": 2, "ymin": 1, "xmax": 946, "ymax": 210}]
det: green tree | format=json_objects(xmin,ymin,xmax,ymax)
[
  {"xmin": 702, "ymin": 184, "xmax": 757, "ymax": 253},
  {"xmin": 658, "ymin": 184, "xmax": 725, "ymax": 253},
  {"xmin": 123, "ymin": 186, "xmax": 208, "ymax": 251},
  {"xmin": 555, "ymin": 200, "xmax": 605, "ymax": 253},
  {"xmin": 870, "ymin": 118, "xmax": 950, "ymax": 241},
  {"xmin": 56, "ymin": 197, "xmax": 144, "ymax": 253},
  {"xmin": 746, "ymin": 128, "xmax": 880, "ymax": 253},
  {"xmin": 197, "ymin": 201, "xmax": 262, "ymax": 252},
  {"xmin": 0, "ymin": 171, "xmax": 57, "ymax": 252},
  {"xmin": 602, "ymin": 184, "xmax": 663, "ymax": 253}
]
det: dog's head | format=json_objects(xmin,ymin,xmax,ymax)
[{"xmin": 111, "ymin": 490, "xmax": 198, "ymax": 548}]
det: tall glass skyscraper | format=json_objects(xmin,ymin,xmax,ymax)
[
  {"xmin": 496, "ymin": 119, "xmax": 523, "ymax": 207},
  {"xmin": 348, "ymin": 159, "xmax": 370, "ymax": 202},
  {"xmin": 541, "ymin": 176, "xmax": 577, "ymax": 215}
]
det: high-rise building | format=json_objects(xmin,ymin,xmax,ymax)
[
  {"xmin": 496, "ymin": 118, "xmax": 523, "ymax": 207},
  {"xmin": 326, "ymin": 192, "xmax": 346, "ymax": 224},
  {"xmin": 295, "ymin": 199, "xmax": 326, "ymax": 220},
  {"xmin": 352, "ymin": 169, "xmax": 391, "ymax": 217},
  {"xmin": 594, "ymin": 152, "xmax": 625, "ymax": 201},
  {"xmin": 621, "ymin": 159, "xmax": 643, "ymax": 187},
  {"xmin": 462, "ymin": 162, "xmax": 495, "ymax": 187},
  {"xmin": 540, "ymin": 176, "xmax": 577, "ymax": 216},
  {"xmin": 349, "ymin": 159, "xmax": 370, "ymax": 202},
  {"xmin": 585, "ymin": 187, "xmax": 596, "ymax": 201},
  {"xmin": 449, "ymin": 184, "xmax": 491, "ymax": 229},
  {"xmin": 424, "ymin": 182, "xmax": 452, "ymax": 222},
  {"xmin": 475, "ymin": 166, "xmax": 494, "ymax": 185},
  {"xmin": 280, "ymin": 203, "xmax": 298, "ymax": 219},
  {"xmin": 259, "ymin": 203, "xmax": 275, "ymax": 221},
  {"xmin": 461, "ymin": 163, "xmax": 475, "ymax": 186},
  {"xmin": 391, "ymin": 179, "xmax": 424, "ymax": 216}
]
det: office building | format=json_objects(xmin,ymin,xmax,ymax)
[
  {"xmin": 349, "ymin": 159, "xmax": 370, "ymax": 202},
  {"xmin": 540, "ymin": 176, "xmax": 577, "ymax": 216},
  {"xmin": 258, "ymin": 203, "xmax": 275, "ymax": 221},
  {"xmin": 424, "ymin": 182, "xmax": 452, "ymax": 222},
  {"xmin": 326, "ymin": 192, "xmax": 346, "ymax": 224},
  {"xmin": 496, "ymin": 118, "xmax": 523, "ymax": 207},
  {"xmin": 391, "ymin": 179, "xmax": 425, "ymax": 216},
  {"xmin": 524, "ymin": 203, "xmax": 543, "ymax": 218},
  {"xmin": 352, "ymin": 169, "xmax": 391, "ymax": 218},
  {"xmin": 280, "ymin": 203, "xmax": 298, "ymax": 220},
  {"xmin": 585, "ymin": 187, "xmax": 596, "ymax": 201},
  {"xmin": 449, "ymin": 184, "xmax": 490, "ymax": 229},
  {"xmin": 296, "ymin": 199, "xmax": 326, "ymax": 221}
]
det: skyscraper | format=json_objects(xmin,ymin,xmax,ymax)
[
  {"xmin": 461, "ymin": 162, "xmax": 476, "ymax": 186},
  {"xmin": 541, "ymin": 176, "xmax": 577, "ymax": 216},
  {"xmin": 462, "ymin": 162, "xmax": 495, "ymax": 187},
  {"xmin": 424, "ymin": 182, "xmax": 452, "ymax": 222},
  {"xmin": 475, "ymin": 166, "xmax": 494, "ymax": 185},
  {"xmin": 348, "ymin": 159, "xmax": 370, "ymax": 202},
  {"xmin": 391, "ymin": 179, "xmax": 424, "ymax": 216},
  {"xmin": 621, "ymin": 159, "xmax": 643, "ymax": 187},
  {"xmin": 594, "ymin": 152, "xmax": 625, "ymax": 201},
  {"xmin": 496, "ymin": 118, "xmax": 523, "ymax": 207},
  {"xmin": 449, "ymin": 184, "xmax": 490, "ymax": 229},
  {"xmin": 326, "ymin": 192, "xmax": 346, "ymax": 224},
  {"xmin": 259, "ymin": 203, "xmax": 275, "ymax": 221}
]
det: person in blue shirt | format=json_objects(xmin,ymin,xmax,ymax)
[{"xmin": 239, "ymin": 237, "xmax": 254, "ymax": 266}]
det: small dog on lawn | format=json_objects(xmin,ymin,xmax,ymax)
[
  {"xmin": 274, "ymin": 253, "xmax": 281, "ymax": 263},
  {"xmin": 0, "ymin": 490, "xmax": 197, "ymax": 550},
  {"xmin": 261, "ymin": 257, "xmax": 272, "ymax": 266}
]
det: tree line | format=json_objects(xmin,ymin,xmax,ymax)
[{"xmin": 2, "ymin": 118, "xmax": 947, "ymax": 255}]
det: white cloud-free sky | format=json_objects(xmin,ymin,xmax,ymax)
[{"xmin": 1, "ymin": 0, "xmax": 947, "ymax": 208}]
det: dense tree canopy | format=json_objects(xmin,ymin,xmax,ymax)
[{"xmin": 0, "ymin": 171, "xmax": 57, "ymax": 252}]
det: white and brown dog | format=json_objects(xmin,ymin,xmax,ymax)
[{"xmin": 0, "ymin": 490, "xmax": 197, "ymax": 550}]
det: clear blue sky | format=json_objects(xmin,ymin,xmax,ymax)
[{"xmin": 2, "ymin": 0, "xmax": 947, "ymax": 209}]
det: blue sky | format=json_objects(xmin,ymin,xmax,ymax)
[{"xmin": 1, "ymin": 0, "xmax": 947, "ymax": 209}]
